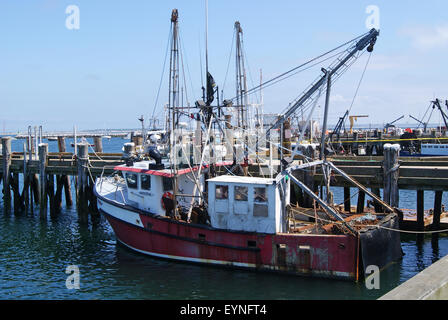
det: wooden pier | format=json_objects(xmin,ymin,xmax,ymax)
[
  {"xmin": 0, "ymin": 136, "xmax": 124, "ymax": 223},
  {"xmin": 316, "ymin": 152, "xmax": 448, "ymax": 232}
]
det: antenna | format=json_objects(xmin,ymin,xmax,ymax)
[{"xmin": 205, "ymin": 0, "xmax": 209, "ymax": 99}]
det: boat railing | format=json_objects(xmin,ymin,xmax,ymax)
[
  {"xmin": 97, "ymin": 166, "xmax": 127, "ymax": 204},
  {"xmin": 98, "ymin": 166, "xmax": 120, "ymax": 192}
]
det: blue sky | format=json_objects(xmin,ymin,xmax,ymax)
[{"xmin": 1, "ymin": 0, "xmax": 447, "ymax": 132}]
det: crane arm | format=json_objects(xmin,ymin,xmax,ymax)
[
  {"xmin": 331, "ymin": 110, "xmax": 349, "ymax": 137},
  {"xmin": 433, "ymin": 99, "xmax": 448, "ymax": 129},
  {"xmin": 385, "ymin": 115, "xmax": 405, "ymax": 129},
  {"xmin": 409, "ymin": 115, "xmax": 424, "ymax": 125},
  {"xmin": 266, "ymin": 29, "xmax": 379, "ymax": 137}
]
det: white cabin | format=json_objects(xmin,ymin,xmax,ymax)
[
  {"xmin": 207, "ymin": 175, "xmax": 290, "ymax": 234},
  {"xmin": 119, "ymin": 161, "xmax": 204, "ymax": 216}
]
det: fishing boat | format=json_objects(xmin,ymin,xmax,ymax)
[
  {"xmin": 94, "ymin": 9, "xmax": 402, "ymax": 281},
  {"xmin": 401, "ymin": 100, "xmax": 448, "ymax": 157}
]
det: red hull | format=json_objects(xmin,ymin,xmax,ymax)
[{"xmin": 100, "ymin": 204, "xmax": 360, "ymax": 280}]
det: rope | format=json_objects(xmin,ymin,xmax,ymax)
[
  {"xmin": 291, "ymin": 206, "xmax": 448, "ymax": 235},
  {"xmin": 88, "ymin": 143, "xmax": 105, "ymax": 161}
]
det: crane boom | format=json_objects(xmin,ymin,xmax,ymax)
[
  {"xmin": 267, "ymin": 28, "xmax": 379, "ymax": 136},
  {"xmin": 330, "ymin": 110, "xmax": 349, "ymax": 138},
  {"xmin": 409, "ymin": 115, "xmax": 423, "ymax": 125},
  {"xmin": 433, "ymin": 99, "xmax": 448, "ymax": 130},
  {"xmin": 384, "ymin": 115, "xmax": 405, "ymax": 130}
]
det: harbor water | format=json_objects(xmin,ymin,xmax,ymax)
[{"xmin": 1, "ymin": 137, "xmax": 447, "ymax": 300}]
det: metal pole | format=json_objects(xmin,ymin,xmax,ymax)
[
  {"xmin": 205, "ymin": 0, "xmax": 209, "ymax": 101},
  {"xmin": 320, "ymin": 71, "xmax": 332, "ymax": 160},
  {"xmin": 74, "ymin": 125, "xmax": 77, "ymax": 156}
]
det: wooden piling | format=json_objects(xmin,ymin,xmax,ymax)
[
  {"xmin": 57, "ymin": 136, "xmax": 73, "ymax": 207},
  {"xmin": 2, "ymin": 137, "xmax": 12, "ymax": 214},
  {"xmin": 87, "ymin": 175, "xmax": 99, "ymax": 220},
  {"xmin": 63, "ymin": 176, "xmax": 73, "ymax": 207},
  {"xmin": 357, "ymin": 190, "xmax": 366, "ymax": 214},
  {"xmin": 93, "ymin": 136, "xmax": 103, "ymax": 153},
  {"xmin": 77, "ymin": 143, "xmax": 89, "ymax": 224},
  {"xmin": 432, "ymin": 191, "xmax": 443, "ymax": 231},
  {"xmin": 48, "ymin": 174, "xmax": 56, "ymax": 217},
  {"xmin": 31, "ymin": 174, "xmax": 40, "ymax": 206},
  {"xmin": 383, "ymin": 144, "xmax": 400, "ymax": 207},
  {"xmin": 371, "ymin": 188, "xmax": 382, "ymax": 213},
  {"xmin": 54, "ymin": 175, "xmax": 64, "ymax": 213},
  {"xmin": 344, "ymin": 187, "xmax": 351, "ymax": 213},
  {"xmin": 417, "ymin": 190, "xmax": 425, "ymax": 231},
  {"xmin": 23, "ymin": 142, "xmax": 30, "ymax": 213},
  {"xmin": 39, "ymin": 143, "xmax": 48, "ymax": 219},
  {"xmin": 12, "ymin": 172, "xmax": 22, "ymax": 214}
]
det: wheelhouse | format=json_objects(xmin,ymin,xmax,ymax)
[{"xmin": 207, "ymin": 175, "xmax": 290, "ymax": 234}]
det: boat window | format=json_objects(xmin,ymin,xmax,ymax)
[
  {"xmin": 141, "ymin": 175, "xmax": 151, "ymax": 190},
  {"xmin": 254, "ymin": 187, "xmax": 268, "ymax": 217},
  {"xmin": 234, "ymin": 186, "xmax": 248, "ymax": 201},
  {"xmin": 253, "ymin": 203, "xmax": 269, "ymax": 217},
  {"xmin": 254, "ymin": 187, "xmax": 267, "ymax": 203},
  {"xmin": 215, "ymin": 185, "xmax": 229, "ymax": 200},
  {"xmin": 126, "ymin": 173, "xmax": 138, "ymax": 189},
  {"xmin": 163, "ymin": 177, "xmax": 173, "ymax": 192}
]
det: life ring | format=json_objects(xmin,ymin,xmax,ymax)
[{"xmin": 161, "ymin": 192, "xmax": 174, "ymax": 210}]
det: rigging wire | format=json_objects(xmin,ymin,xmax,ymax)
[
  {"xmin": 178, "ymin": 31, "xmax": 191, "ymax": 109},
  {"xmin": 273, "ymin": 48, "xmax": 367, "ymax": 128},
  {"xmin": 221, "ymin": 31, "xmax": 235, "ymax": 98},
  {"xmin": 198, "ymin": 33, "xmax": 204, "ymax": 91},
  {"xmin": 241, "ymin": 37, "xmax": 260, "ymax": 105},
  {"xmin": 179, "ymin": 29, "xmax": 197, "ymax": 106},
  {"xmin": 348, "ymin": 52, "xmax": 372, "ymax": 115},
  {"xmin": 342, "ymin": 52, "xmax": 372, "ymax": 130},
  {"xmin": 151, "ymin": 24, "xmax": 173, "ymax": 123},
  {"xmin": 227, "ymin": 31, "xmax": 369, "ymax": 103}
]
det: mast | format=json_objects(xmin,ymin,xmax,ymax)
[
  {"xmin": 169, "ymin": 9, "xmax": 180, "ymax": 218},
  {"xmin": 235, "ymin": 21, "xmax": 248, "ymax": 129},
  {"xmin": 203, "ymin": 0, "xmax": 214, "ymax": 128},
  {"xmin": 205, "ymin": 0, "xmax": 209, "ymax": 94}
]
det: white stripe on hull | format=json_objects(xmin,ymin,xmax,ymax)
[
  {"xmin": 116, "ymin": 237, "xmax": 353, "ymax": 279},
  {"xmin": 99, "ymin": 199, "xmax": 143, "ymax": 228},
  {"xmin": 115, "ymin": 237, "xmax": 257, "ymax": 268}
]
